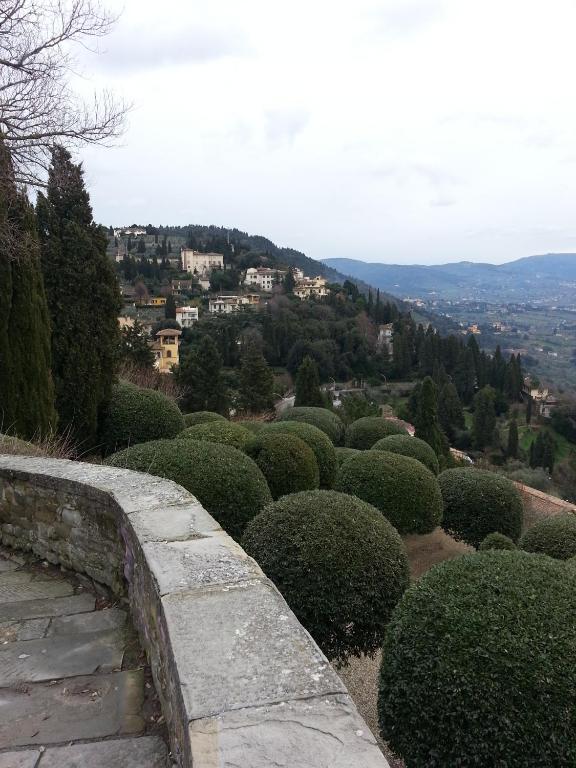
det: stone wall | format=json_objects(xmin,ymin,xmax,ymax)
[
  {"xmin": 515, "ymin": 482, "xmax": 576, "ymax": 531},
  {"xmin": 0, "ymin": 455, "xmax": 388, "ymax": 768}
]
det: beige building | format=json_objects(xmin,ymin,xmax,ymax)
[
  {"xmin": 244, "ymin": 267, "xmax": 286, "ymax": 291},
  {"xmin": 208, "ymin": 295, "xmax": 251, "ymax": 314},
  {"xmin": 151, "ymin": 328, "xmax": 181, "ymax": 373},
  {"xmin": 176, "ymin": 306, "xmax": 199, "ymax": 328},
  {"xmin": 294, "ymin": 276, "xmax": 329, "ymax": 300},
  {"xmin": 181, "ymin": 249, "xmax": 224, "ymax": 275}
]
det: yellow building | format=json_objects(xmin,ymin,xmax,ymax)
[
  {"xmin": 149, "ymin": 296, "xmax": 167, "ymax": 307},
  {"xmin": 151, "ymin": 328, "xmax": 181, "ymax": 373}
]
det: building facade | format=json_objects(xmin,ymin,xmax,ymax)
[
  {"xmin": 244, "ymin": 267, "xmax": 286, "ymax": 292},
  {"xmin": 181, "ymin": 249, "xmax": 224, "ymax": 275},
  {"xmin": 294, "ymin": 276, "xmax": 329, "ymax": 300},
  {"xmin": 176, "ymin": 306, "xmax": 199, "ymax": 328},
  {"xmin": 151, "ymin": 328, "xmax": 181, "ymax": 373}
]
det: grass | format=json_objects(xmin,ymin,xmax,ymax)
[{"xmin": 518, "ymin": 424, "xmax": 574, "ymax": 461}]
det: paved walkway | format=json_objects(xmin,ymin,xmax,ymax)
[{"xmin": 0, "ymin": 547, "xmax": 170, "ymax": 767}]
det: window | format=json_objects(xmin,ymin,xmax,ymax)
[{"xmin": 167, "ymin": 350, "xmax": 172, "ymax": 358}]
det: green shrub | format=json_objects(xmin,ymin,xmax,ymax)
[
  {"xmin": 178, "ymin": 421, "xmax": 254, "ymax": 452},
  {"xmin": 335, "ymin": 450, "xmax": 442, "ymax": 534},
  {"xmin": 345, "ymin": 417, "xmax": 408, "ymax": 450},
  {"xmin": 478, "ymin": 532, "xmax": 518, "ymax": 551},
  {"xmin": 242, "ymin": 490, "xmax": 409, "ymax": 663},
  {"xmin": 247, "ymin": 432, "xmax": 319, "ymax": 499},
  {"xmin": 234, "ymin": 420, "xmax": 265, "ymax": 435},
  {"xmin": 105, "ymin": 439, "xmax": 271, "ymax": 538},
  {"xmin": 378, "ymin": 552, "xmax": 576, "ymax": 767},
  {"xmin": 520, "ymin": 514, "xmax": 576, "ymax": 560},
  {"xmin": 277, "ymin": 406, "xmax": 345, "ymax": 445},
  {"xmin": 260, "ymin": 421, "xmax": 337, "ymax": 488},
  {"xmin": 335, "ymin": 447, "xmax": 361, "ymax": 467},
  {"xmin": 99, "ymin": 382, "xmax": 185, "ymax": 456},
  {"xmin": 183, "ymin": 411, "xmax": 226, "ymax": 428},
  {"xmin": 439, "ymin": 468, "xmax": 523, "ymax": 547},
  {"xmin": 373, "ymin": 435, "xmax": 440, "ymax": 475}
]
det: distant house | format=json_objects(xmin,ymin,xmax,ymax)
[
  {"xmin": 209, "ymin": 295, "xmax": 250, "ymax": 314},
  {"xmin": 294, "ymin": 276, "xmax": 329, "ymax": 300},
  {"xmin": 523, "ymin": 379, "xmax": 558, "ymax": 419},
  {"xmin": 171, "ymin": 279, "xmax": 194, "ymax": 296},
  {"xmin": 181, "ymin": 249, "xmax": 224, "ymax": 275},
  {"xmin": 118, "ymin": 316, "xmax": 135, "ymax": 331},
  {"xmin": 150, "ymin": 328, "xmax": 181, "ymax": 373},
  {"xmin": 148, "ymin": 297, "xmax": 166, "ymax": 307},
  {"xmin": 114, "ymin": 226, "xmax": 147, "ymax": 238},
  {"xmin": 377, "ymin": 323, "xmax": 394, "ymax": 352},
  {"xmin": 244, "ymin": 267, "xmax": 287, "ymax": 292},
  {"xmin": 176, "ymin": 306, "xmax": 199, "ymax": 328}
]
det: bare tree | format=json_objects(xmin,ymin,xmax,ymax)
[{"xmin": 0, "ymin": 0, "xmax": 128, "ymax": 186}]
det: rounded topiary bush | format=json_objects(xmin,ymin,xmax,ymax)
[
  {"xmin": 277, "ymin": 406, "xmax": 345, "ymax": 445},
  {"xmin": 234, "ymin": 420, "xmax": 265, "ymax": 435},
  {"xmin": 378, "ymin": 551, "xmax": 576, "ymax": 767},
  {"xmin": 478, "ymin": 532, "xmax": 518, "ymax": 551},
  {"xmin": 242, "ymin": 490, "xmax": 409, "ymax": 663},
  {"xmin": 373, "ymin": 435, "xmax": 440, "ymax": 475},
  {"xmin": 178, "ymin": 421, "xmax": 254, "ymax": 452},
  {"xmin": 247, "ymin": 432, "xmax": 319, "ymax": 499},
  {"xmin": 345, "ymin": 417, "xmax": 408, "ymax": 450},
  {"xmin": 439, "ymin": 468, "xmax": 523, "ymax": 548},
  {"xmin": 520, "ymin": 514, "xmax": 576, "ymax": 560},
  {"xmin": 183, "ymin": 411, "xmax": 226, "ymax": 428},
  {"xmin": 260, "ymin": 421, "xmax": 337, "ymax": 488},
  {"xmin": 335, "ymin": 450, "xmax": 442, "ymax": 534},
  {"xmin": 105, "ymin": 439, "xmax": 271, "ymax": 539},
  {"xmin": 335, "ymin": 447, "xmax": 361, "ymax": 467},
  {"xmin": 99, "ymin": 382, "xmax": 185, "ymax": 456}
]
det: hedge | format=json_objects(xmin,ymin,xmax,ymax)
[
  {"xmin": 335, "ymin": 447, "xmax": 361, "ymax": 467},
  {"xmin": 379, "ymin": 552, "xmax": 576, "ymax": 767},
  {"xmin": 439, "ymin": 468, "xmax": 523, "ymax": 548},
  {"xmin": 104, "ymin": 439, "xmax": 271, "ymax": 538},
  {"xmin": 234, "ymin": 420, "xmax": 265, "ymax": 435},
  {"xmin": 260, "ymin": 421, "xmax": 337, "ymax": 488},
  {"xmin": 373, "ymin": 435, "xmax": 440, "ymax": 475},
  {"xmin": 478, "ymin": 532, "xmax": 518, "ymax": 551},
  {"xmin": 520, "ymin": 514, "xmax": 576, "ymax": 560},
  {"xmin": 99, "ymin": 382, "xmax": 185, "ymax": 456},
  {"xmin": 242, "ymin": 490, "xmax": 409, "ymax": 663},
  {"xmin": 277, "ymin": 406, "xmax": 345, "ymax": 445},
  {"xmin": 183, "ymin": 411, "xmax": 226, "ymax": 428},
  {"xmin": 247, "ymin": 432, "xmax": 319, "ymax": 499},
  {"xmin": 178, "ymin": 421, "xmax": 254, "ymax": 452},
  {"xmin": 345, "ymin": 417, "xmax": 408, "ymax": 450},
  {"xmin": 335, "ymin": 450, "xmax": 443, "ymax": 534}
]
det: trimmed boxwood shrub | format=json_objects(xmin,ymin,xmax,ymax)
[
  {"xmin": 105, "ymin": 439, "xmax": 271, "ymax": 539},
  {"xmin": 378, "ymin": 551, "xmax": 576, "ymax": 767},
  {"xmin": 335, "ymin": 447, "xmax": 361, "ymax": 467},
  {"xmin": 178, "ymin": 421, "xmax": 254, "ymax": 452},
  {"xmin": 335, "ymin": 450, "xmax": 442, "ymax": 534},
  {"xmin": 99, "ymin": 382, "xmax": 185, "ymax": 456},
  {"xmin": 373, "ymin": 435, "xmax": 440, "ymax": 475},
  {"xmin": 478, "ymin": 532, "xmax": 518, "ymax": 551},
  {"xmin": 520, "ymin": 514, "xmax": 576, "ymax": 560},
  {"xmin": 345, "ymin": 417, "xmax": 408, "ymax": 450},
  {"xmin": 260, "ymin": 421, "xmax": 337, "ymax": 488},
  {"xmin": 242, "ymin": 490, "xmax": 409, "ymax": 663},
  {"xmin": 277, "ymin": 406, "xmax": 345, "ymax": 445},
  {"xmin": 235, "ymin": 420, "xmax": 265, "ymax": 435},
  {"xmin": 439, "ymin": 468, "xmax": 523, "ymax": 548},
  {"xmin": 247, "ymin": 432, "xmax": 319, "ymax": 499},
  {"xmin": 183, "ymin": 411, "xmax": 226, "ymax": 428}
]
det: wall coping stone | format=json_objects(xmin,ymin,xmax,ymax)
[{"xmin": 0, "ymin": 455, "xmax": 389, "ymax": 768}]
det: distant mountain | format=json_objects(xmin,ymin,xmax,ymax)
[{"xmin": 322, "ymin": 254, "xmax": 576, "ymax": 304}]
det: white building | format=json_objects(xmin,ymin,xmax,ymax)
[
  {"xmin": 176, "ymin": 306, "xmax": 199, "ymax": 328},
  {"xmin": 294, "ymin": 276, "xmax": 329, "ymax": 300},
  {"xmin": 209, "ymin": 295, "xmax": 249, "ymax": 314},
  {"xmin": 377, "ymin": 323, "xmax": 394, "ymax": 352},
  {"xmin": 244, "ymin": 267, "xmax": 286, "ymax": 292},
  {"xmin": 114, "ymin": 226, "xmax": 147, "ymax": 238},
  {"xmin": 181, "ymin": 249, "xmax": 224, "ymax": 275}
]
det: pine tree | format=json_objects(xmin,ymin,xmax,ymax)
[
  {"xmin": 178, "ymin": 337, "xmax": 229, "ymax": 414},
  {"xmin": 283, "ymin": 269, "xmax": 296, "ymax": 294},
  {"xmin": 438, "ymin": 382, "xmax": 465, "ymax": 441},
  {"xmin": 295, "ymin": 356, "xmax": 324, "ymax": 407},
  {"xmin": 165, "ymin": 294, "xmax": 176, "ymax": 320},
  {"xmin": 472, "ymin": 386, "xmax": 497, "ymax": 450},
  {"xmin": 507, "ymin": 418, "xmax": 519, "ymax": 459},
  {"xmin": 239, "ymin": 344, "xmax": 274, "ymax": 412},
  {"xmin": 0, "ymin": 139, "xmax": 56, "ymax": 439},
  {"xmin": 37, "ymin": 146, "xmax": 121, "ymax": 448},
  {"xmin": 414, "ymin": 376, "xmax": 448, "ymax": 458}
]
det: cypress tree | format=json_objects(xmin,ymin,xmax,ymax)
[
  {"xmin": 0, "ymin": 139, "xmax": 56, "ymax": 439},
  {"xmin": 239, "ymin": 343, "xmax": 275, "ymax": 413},
  {"xmin": 295, "ymin": 356, "xmax": 324, "ymax": 407},
  {"xmin": 454, "ymin": 347, "xmax": 476, "ymax": 405},
  {"xmin": 472, "ymin": 386, "xmax": 497, "ymax": 450},
  {"xmin": 37, "ymin": 146, "xmax": 121, "ymax": 448},
  {"xmin": 165, "ymin": 294, "xmax": 176, "ymax": 319},
  {"xmin": 526, "ymin": 395, "xmax": 533, "ymax": 424},
  {"xmin": 438, "ymin": 381, "xmax": 465, "ymax": 441},
  {"xmin": 507, "ymin": 418, "xmax": 519, "ymax": 459},
  {"xmin": 178, "ymin": 336, "xmax": 229, "ymax": 414},
  {"xmin": 414, "ymin": 376, "xmax": 448, "ymax": 458}
]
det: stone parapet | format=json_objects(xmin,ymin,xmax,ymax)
[{"xmin": 0, "ymin": 455, "xmax": 388, "ymax": 768}]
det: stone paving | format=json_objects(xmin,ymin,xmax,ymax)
[{"xmin": 0, "ymin": 547, "xmax": 170, "ymax": 768}]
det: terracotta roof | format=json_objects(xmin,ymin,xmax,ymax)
[{"xmin": 156, "ymin": 328, "xmax": 182, "ymax": 337}]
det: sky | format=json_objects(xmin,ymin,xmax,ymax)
[{"xmin": 76, "ymin": 0, "xmax": 576, "ymax": 265}]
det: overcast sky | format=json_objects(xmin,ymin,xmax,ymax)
[{"xmin": 78, "ymin": 0, "xmax": 576, "ymax": 265}]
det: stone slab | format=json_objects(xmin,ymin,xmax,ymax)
[
  {"xmin": 0, "ymin": 629, "xmax": 124, "ymax": 685},
  {"xmin": 0, "ymin": 557, "xmax": 19, "ymax": 573},
  {"xmin": 143, "ymin": 536, "xmax": 262, "ymax": 596},
  {"xmin": 48, "ymin": 608, "xmax": 126, "ymax": 636},
  {"xmin": 189, "ymin": 694, "xmax": 389, "ymax": 768},
  {"xmin": 0, "ymin": 594, "xmax": 95, "ymax": 622},
  {"xmin": 162, "ymin": 579, "xmax": 345, "ymax": 720},
  {"xmin": 0, "ymin": 617, "xmax": 49, "ymax": 643},
  {"xmin": 39, "ymin": 736, "xmax": 169, "ymax": 768},
  {"xmin": 0, "ymin": 751, "xmax": 40, "ymax": 768},
  {"xmin": 0, "ymin": 574, "xmax": 73, "ymax": 605},
  {"xmin": 128, "ymin": 501, "xmax": 220, "ymax": 542},
  {"xmin": 0, "ymin": 670, "xmax": 144, "ymax": 747}
]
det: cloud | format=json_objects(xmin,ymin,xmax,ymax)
[
  {"xmin": 368, "ymin": 0, "xmax": 444, "ymax": 37},
  {"xmin": 430, "ymin": 196, "xmax": 456, "ymax": 207},
  {"xmin": 372, "ymin": 162, "xmax": 460, "ymax": 188},
  {"xmin": 265, "ymin": 109, "xmax": 310, "ymax": 148}
]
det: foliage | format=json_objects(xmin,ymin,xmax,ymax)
[
  {"xmin": 503, "ymin": 465, "xmax": 552, "ymax": 492},
  {"xmin": 247, "ymin": 432, "xmax": 319, "ymax": 499},
  {"xmin": 234, "ymin": 419, "xmax": 266, "ymax": 434},
  {"xmin": 339, "ymin": 394, "xmax": 380, "ymax": 424},
  {"xmin": 553, "ymin": 454, "xmax": 576, "ymax": 502},
  {"xmin": 260, "ymin": 421, "xmax": 337, "ymax": 488},
  {"xmin": 551, "ymin": 401, "xmax": 576, "ymax": 444},
  {"xmin": 105, "ymin": 438, "xmax": 271, "ymax": 539},
  {"xmin": 437, "ymin": 381, "xmax": 465, "ymax": 441},
  {"xmin": 372, "ymin": 435, "xmax": 440, "ymax": 475},
  {"xmin": 345, "ymin": 416, "xmax": 408, "ymax": 450},
  {"xmin": 178, "ymin": 421, "xmax": 255, "ymax": 451},
  {"xmin": 164, "ymin": 294, "xmax": 176, "ymax": 319},
  {"xmin": 239, "ymin": 343, "xmax": 275, "ymax": 413},
  {"xmin": 439, "ymin": 467, "xmax": 523, "ymax": 547},
  {"xmin": 414, "ymin": 376, "xmax": 448, "ymax": 458},
  {"xmin": 520, "ymin": 515, "xmax": 576, "ymax": 560},
  {"xmin": 178, "ymin": 336, "xmax": 229, "ymax": 415},
  {"xmin": 119, "ymin": 321, "xmax": 155, "ymax": 369},
  {"xmin": 378, "ymin": 551, "xmax": 576, "ymax": 768},
  {"xmin": 529, "ymin": 430, "xmax": 556, "ymax": 472},
  {"xmin": 472, "ymin": 386, "xmax": 497, "ymax": 450},
  {"xmin": 335, "ymin": 447, "xmax": 361, "ymax": 467},
  {"xmin": 242, "ymin": 490, "xmax": 409, "ymax": 664},
  {"xmin": 277, "ymin": 406, "xmax": 345, "ymax": 445},
  {"xmin": 294, "ymin": 355, "xmax": 324, "ymax": 407},
  {"xmin": 335, "ymin": 450, "xmax": 443, "ymax": 534},
  {"xmin": 478, "ymin": 532, "xmax": 518, "ymax": 551},
  {"xmin": 183, "ymin": 411, "xmax": 227, "ymax": 428},
  {"xmin": 507, "ymin": 418, "xmax": 519, "ymax": 458},
  {"xmin": 99, "ymin": 382, "xmax": 185, "ymax": 456}
]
